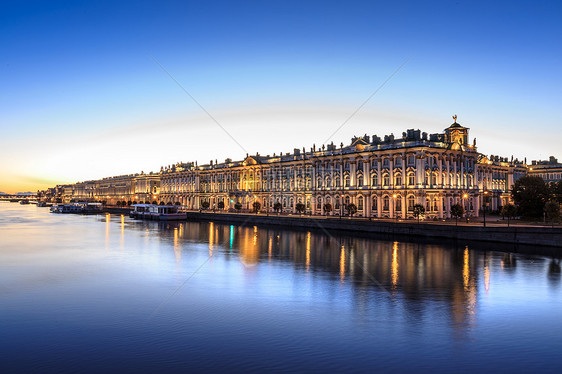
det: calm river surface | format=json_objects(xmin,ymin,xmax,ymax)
[{"xmin": 1, "ymin": 202, "xmax": 561, "ymax": 373}]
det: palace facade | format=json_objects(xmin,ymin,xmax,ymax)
[
  {"xmin": 157, "ymin": 120, "xmax": 526, "ymax": 219},
  {"xmin": 39, "ymin": 119, "xmax": 535, "ymax": 219}
]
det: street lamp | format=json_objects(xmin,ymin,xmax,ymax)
[
  {"xmin": 393, "ymin": 193, "xmax": 398, "ymax": 222},
  {"xmin": 482, "ymin": 190, "xmax": 489, "ymax": 227},
  {"xmin": 463, "ymin": 193, "xmax": 469, "ymax": 223}
]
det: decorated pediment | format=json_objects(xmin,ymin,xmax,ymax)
[
  {"xmin": 242, "ymin": 156, "xmax": 260, "ymax": 166},
  {"xmin": 350, "ymin": 137, "xmax": 370, "ymax": 151}
]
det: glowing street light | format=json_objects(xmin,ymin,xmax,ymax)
[
  {"xmin": 482, "ymin": 190, "xmax": 489, "ymax": 227},
  {"xmin": 393, "ymin": 193, "xmax": 398, "ymax": 222}
]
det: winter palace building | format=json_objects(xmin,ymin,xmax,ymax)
[{"xmin": 40, "ymin": 118, "xmax": 534, "ymax": 219}]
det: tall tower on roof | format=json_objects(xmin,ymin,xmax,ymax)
[{"xmin": 444, "ymin": 114, "xmax": 469, "ymax": 146}]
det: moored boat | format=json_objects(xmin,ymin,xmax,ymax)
[
  {"xmin": 130, "ymin": 204, "xmax": 187, "ymax": 221},
  {"xmin": 50, "ymin": 202, "xmax": 103, "ymax": 214}
]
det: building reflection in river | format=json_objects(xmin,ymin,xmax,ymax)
[{"xmin": 131, "ymin": 220, "xmax": 488, "ymax": 332}]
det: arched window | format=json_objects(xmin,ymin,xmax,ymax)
[
  {"xmin": 408, "ymin": 196, "xmax": 415, "ymax": 211},
  {"xmin": 372, "ymin": 196, "xmax": 377, "ymax": 210},
  {"xmin": 395, "ymin": 174, "xmax": 402, "ymax": 186},
  {"xmin": 383, "ymin": 174, "xmax": 390, "ymax": 186},
  {"xmin": 316, "ymin": 197, "xmax": 322, "ymax": 209},
  {"xmin": 357, "ymin": 176, "xmax": 364, "ymax": 187},
  {"xmin": 335, "ymin": 177, "xmax": 341, "ymax": 188},
  {"xmin": 408, "ymin": 172, "xmax": 415, "ymax": 186},
  {"xmin": 335, "ymin": 196, "xmax": 341, "ymax": 209},
  {"xmin": 344, "ymin": 176, "xmax": 350, "ymax": 187},
  {"xmin": 426, "ymin": 198, "xmax": 431, "ymax": 211},
  {"xmin": 345, "ymin": 196, "xmax": 350, "ymax": 205},
  {"xmin": 431, "ymin": 172, "xmax": 437, "ymax": 185},
  {"xmin": 395, "ymin": 196, "xmax": 402, "ymax": 211},
  {"xmin": 358, "ymin": 196, "xmax": 364, "ymax": 210},
  {"xmin": 371, "ymin": 174, "xmax": 378, "ymax": 187},
  {"xmin": 383, "ymin": 196, "xmax": 390, "ymax": 211}
]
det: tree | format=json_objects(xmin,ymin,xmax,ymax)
[
  {"xmin": 323, "ymin": 203, "xmax": 333, "ymax": 215},
  {"xmin": 346, "ymin": 203, "xmax": 358, "ymax": 217},
  {"xmin": 217, "ymin": 201, "xmax": 225, "ymax": 210},
  {"xmin": 511, "ymin": 176, "xmax": 550, "ymax": 219},
  {"xmin": 295, "ymin": 202, "xmax": 306, "ymax": 214},
  {"xmin": 201, "ymin": 201, "xmax": 210, "ymax": 210},
  {"xmin": 550, "ymin": 181, "xmax": 562, "ymax": 204},
  {"xmin": 234, "ymin": 202, "xmax": 242, "ymax": 211},
  {"xmin": 413, "ymin": 203, "xmax": 425, "ymax": 224},
  {"xmin": 500, "ymin": 203, "xmax": 518, "ymax": 227},
  {"xmin": 252, "ymin": 201, "xmax": 261, "ymax": 213},
  {"xmin": 127, "ymin": 201, "xmax": 132, "ymax": 206},
  {"xmin": 152, "ymin": 201, "xmax": 158, "ymax": 205},
  {"xmin": 450, "ymin": 203, "xmax": 464, "ymax": 226},
  {"xmin": 545, "ymin": 200, "xmax": 560, "ymax": 226},
  {"xmin": 174, "ymin": 201, "xmax": 181, "ymax": 205},
  {"xmin": 273, "ymin": 202, "xmax": 282, "ymax": 213}
]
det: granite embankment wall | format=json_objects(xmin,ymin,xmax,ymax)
[{"xmin": 185, "ymin": 212, "xmax": 562, "ymax": 248}]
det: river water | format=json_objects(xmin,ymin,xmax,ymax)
[{"xmin": 1, "ymin": 202, "xmax": 561, "ymax": 373}]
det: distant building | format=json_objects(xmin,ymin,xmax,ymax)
[{"xmin": 528, "ymin": 156, "xmax": 562, "ymax": 184}]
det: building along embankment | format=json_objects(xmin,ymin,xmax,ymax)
[{"xmin": 184, "ymin": 212, "xmax": 562, "ymax": 249}]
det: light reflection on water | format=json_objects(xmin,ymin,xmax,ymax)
[{"xmin": 0, "ymin": 202, "xmax": 561, "ymax": 373}]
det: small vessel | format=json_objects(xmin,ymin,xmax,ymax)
[
  {"xmin": 50, "ymin": 202, "xmax": 103, "ymax": 214},
  {"xmin": 19, "ymin": 200, "xmax": 30, "ymax": 205},
  {"xmin": 130, "ymin": 204, "xmax": 187, "ymax": 221}
]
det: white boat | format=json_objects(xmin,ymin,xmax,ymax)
[{"xmin": 130, "ymin": 204, "xmax": 187, "ymax": 221}]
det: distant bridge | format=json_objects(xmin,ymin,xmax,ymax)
[{"xmin": 0, "ymin": 194, "xmax": 37, "ymax": 201}]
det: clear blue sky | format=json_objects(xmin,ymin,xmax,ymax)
[{"xmin": 1, "ymin": 0, "xmax": 560, "ymax": 193}]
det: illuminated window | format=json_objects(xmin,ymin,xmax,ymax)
[{"xmin": 408, "ymin": 173, "xmax": 415, "ymax": 186}]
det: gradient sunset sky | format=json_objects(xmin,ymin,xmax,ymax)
[{"xmin": 1, "ymin": 0, "xmax": 560, "ymax": 194}]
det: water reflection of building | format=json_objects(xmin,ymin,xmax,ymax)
[{"xmin": 161, "ymin": 221, "xmax": 481, "ymax": 329}]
